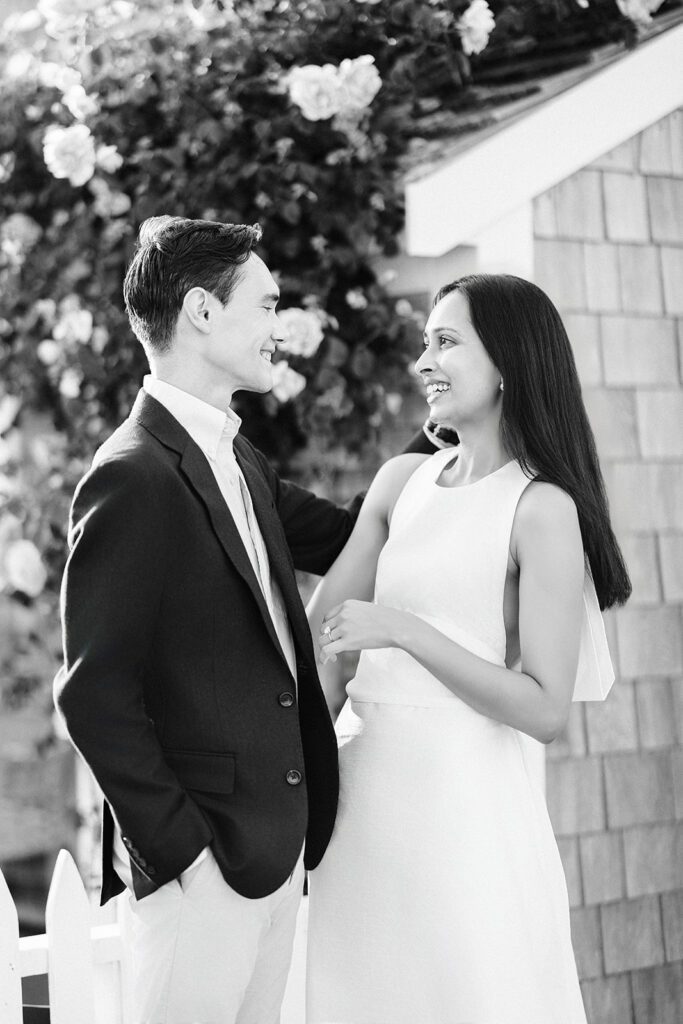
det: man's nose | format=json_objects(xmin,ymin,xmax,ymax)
[{"xmin": 272, "ymin": 313, "xmax": 286, "ymax": 342}]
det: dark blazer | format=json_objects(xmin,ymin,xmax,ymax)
[{"xmin": 55, "ymin": 390, "xmax": 361, "ymax": 905}]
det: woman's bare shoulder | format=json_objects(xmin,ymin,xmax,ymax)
[{"xmin": 365, "ymin": 452, "xmax": 432, "ymax": 517}]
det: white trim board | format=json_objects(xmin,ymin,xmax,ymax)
[{"xmin": 405, "ymin": 22, "xmax": 683, "ymax": 257}]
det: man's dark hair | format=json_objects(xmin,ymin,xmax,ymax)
[{"xmin": 123, "ymin": 216, "xmax": 262, "ymax": 353}]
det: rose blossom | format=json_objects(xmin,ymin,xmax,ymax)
[
  {"xmin": 62, "ymin": 84, "xmax": 99, "ymax": 121},
  {"xmin": 616, "ymin": 0, "xmax": 664, "ymax": 27},
  {"xmin": 385, "ymin": 392, "xmax": 403, "ymax": 416},
  {"xmin": 0, "ymin": 512, "xmax": 22, "ymax": 550},
  {"xmin": 3, "ymin": 538, "xmax": 48, "ymax": 599},
  {"xmin": 59, "ymin": 368, "xmax": 82, "ymax": 399},
  {"xmin": 457, "ymin": 0, "xmax": 496, "ymax": 56},
  {"xmin": 38, "ymin": 0, "xmax": 100, "ymax": 36},
  {"xmin": 89, "ymin": 178, "xmax": 131, "ymax": 218},
  {"xmin": 0, "ymin": 394, "xmax": 21, "ymax": 433},
  {"xmin": 96, "ymin": 144, "xmax": 124, "ymax": 173},
  {"xmin": 288, "ymin": 64, "xmax": 345, "ymax": 122},
  {"xmin": 338, "ymin": 55, "xmax": 382, "ymax": 112},
  {"xmin": 37, "ymin": 62, "xmax": 81, "ymax": 92},
  {"xmin": 37, "ymin": 339, "xmax": 62, "ymax": 365},
  {"xmin": 54, "ymin": 306, "xmax": 93, "ymax": 345},
  {"xmin": 346, "ymin": 289, "xmax": 368, "ymax": 311},
  {"xmin": 270, "ymin": 361, "xmax": 307, "ymax": 404},
  {"xmin": 0, "ymin": 213, "xmax": 42, "ymax": 255},
  {"xmin": 43, "ymin": 123, "xmax": 96, "ymax": 187},
  {"xmin": 277, "ymin": 308, "xmax": 324, "ymax": 357}
]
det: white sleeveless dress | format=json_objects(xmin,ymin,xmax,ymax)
[{"xmin": 306, "ymin": 449, "xmax": 587, "ymax": 1024}]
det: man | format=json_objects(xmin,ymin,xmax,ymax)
[{"xmin": 55, "ymin": 216, "xmax": 436, "ymax": 1023}]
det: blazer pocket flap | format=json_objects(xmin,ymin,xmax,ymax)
[{"xmin": 164, "ymin": 749, "xmax": 235, "ymax": 794}]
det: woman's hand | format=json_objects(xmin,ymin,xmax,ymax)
[{"xmin": 318, "ymin": 600, "xmax": 409, "ymax": 664}]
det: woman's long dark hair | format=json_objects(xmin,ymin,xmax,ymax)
[{"xmin": 434, "ymin": 274, "xmax": 631, "ymax": 610}]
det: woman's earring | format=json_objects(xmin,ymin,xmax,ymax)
[{"xmin": 499, "ymin": 379, "xmax": 504, "ymax": 392}]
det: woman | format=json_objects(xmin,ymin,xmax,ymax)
[{"xmin": 305, "ymin": 274, "xmax": 630, "ymax": 1024}]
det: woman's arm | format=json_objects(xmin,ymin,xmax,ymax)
[
  {"xmin": 320, "ymin": 482, "xmax": 585, "ymax": 743},
  {"xmin": 306, "ymin": 453, "xmax": 429, "ymax": 641}
]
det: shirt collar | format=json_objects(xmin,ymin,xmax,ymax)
[{"xmin": 143, "ymin": 375, "xmax": 241, "ymax": 462}]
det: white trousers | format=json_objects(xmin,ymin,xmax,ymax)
[{"xmin": 122, "ymin": 846, "xmax": 305, "ymax": 1024}]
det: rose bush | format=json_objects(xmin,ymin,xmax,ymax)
[{"xmin": 0, "ymin": 0, "xmax": 664, "ymax": 716}]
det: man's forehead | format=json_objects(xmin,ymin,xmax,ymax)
[{"xmin": 238, "ymin": 253, "xmax": 279, "ymax": 296}]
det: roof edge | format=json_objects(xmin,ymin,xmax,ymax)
[{"xmin": 405, "ymin": 22, "xmax": 683, "ymax": 257}]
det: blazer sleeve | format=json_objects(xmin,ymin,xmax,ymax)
[
  {"xmin": 55, "ymin": 455, "xmax": 213, "ymax": 894},
  {"xmin": 245, "ymin": 423, "xmax": 450, "ymax": 575}
]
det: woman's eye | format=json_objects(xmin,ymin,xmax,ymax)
[{"xmin": 439, "ymin": 335, "xmax": 454, "ymax": 347}]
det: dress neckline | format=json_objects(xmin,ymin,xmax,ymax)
[{"xmin": 432, "ymin": 449, "xmax": 516, "ymax": 490}]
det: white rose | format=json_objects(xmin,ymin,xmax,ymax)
[
  {"xmin": 96, "ymin": 144, "xmax": 124, "ymax": 173},
  {"xmin": 3, "ymin": 539, "xmax": 48, "ymax": 599},
  {"xmin": 0, "ymin": 394, "xmax": 21, "ymax": 433},
  {"xmin": 277, "ymin": 308, "xmax": 325, "ymax": 357},
  {"xmin": 385, "ymin": 392, "xmax": 403, "ymax": 416},
  {"xmin": 43, "ymin": 123, "xmax": 96, "ymax": 187},
  {"xmin": 6, "ymin": 52, "xmax": 34, "ymax": 79},
  {"xmin": 38, "ymin": 0, "xmax": 100, "ymax": 36},
  {"xmin": 288, "ymin": 64, "xmax": 345, "ymax": 122},
  {"xmin": 37, "ymin": 61, "xmax": 81, "ymax": 92},
  {"xmin": 62, "ymin": 84, "xmax": 99, "ymax": 121},
  {"xmin": 0, "ymin": 512, "xmax": 22, "ymax": 549},
  {"xmin": 338, "ymin": 55, "xmax": 382, "ymax": 113},
  {"xmin": 616, "ymin": 0, "xmax": 664, "ymax": 27},
  {"xmin": 0, "ymin": 513, "xmax": 22, "ymax": 588},
  {"xmin": 37, "ymin": 339, "xmax": 62, "ymax": 365},
  {"xmin": 345, "ymin": 289, "xmax": 368, "ymax": 311},
  {"xmin": 0, "ymin": 213, "xmax": 42, "ymax": 257},
  {"xmin": 3, "ymin": 9, "xmax": 44, "ymax": 34},
  {"xmin": 91, "ymin": 325, "xmax": 109, "ymax": 353},
  {"xmin": 457, "ymin": 0, "xmax": 496, "ymax": 56},
  {"xmin": 59, "ymin": 368, "xmax": 82, "ymax": 398},
  {"xmin": 89, "ymin": 177, "xmax": 131, "ymax": 218},
  {"xmin": 270, "ymin": 361, "xmax": 307, "ymax": 404},
  {"xmin": 54, "ymin": 307, "xmax": 93, "ymax": 345}
]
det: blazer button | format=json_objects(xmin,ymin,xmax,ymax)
[
  {"xmin": 147, "ymin": 866, "xmax": 156, "ymax": 876},
  {"xmin": 278, "ymin": 691, "xmax": 295, "ymax": 708},
  {"xmin": 286, "ymin": 769, "xmax": 302, "ymax": 786}
]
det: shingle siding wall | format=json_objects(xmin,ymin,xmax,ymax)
[{"xmin": 534, "ymin": 108, "xmax": 683, "ymax": 1023}]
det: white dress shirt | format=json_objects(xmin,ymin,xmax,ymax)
[{"xmin": 113, "ymin": 376, "xmax": 298, "ymax": 890}]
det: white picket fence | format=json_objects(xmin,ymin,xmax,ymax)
[
  {"xmin": 0, "ymin": 849, "xmax": 133, "ymax": 1024},
  {"xmin": 0, "ymin": 850, "xmax": 308, "ymax": 1024}
]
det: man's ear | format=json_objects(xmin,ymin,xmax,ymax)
[{"xmin": 182, "ymin": 287, "xmax": 212, "ymax": 334}]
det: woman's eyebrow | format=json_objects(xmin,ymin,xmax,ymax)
[
  {"xmin": 423, "ymin": 325, "xmax": 463, "ymax": 338},
  {"xmin": 261, "ymin": 291, "xmax": 280, "ymax": 304}
]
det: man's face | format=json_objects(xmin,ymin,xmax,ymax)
[{"xmin": 203, "ymin": 253, "xmax": 284, "ymax": 395}]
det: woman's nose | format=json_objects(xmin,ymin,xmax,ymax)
[{"xmin": 414, "ymin": 346, "xmax": 433, "ymax": 376}]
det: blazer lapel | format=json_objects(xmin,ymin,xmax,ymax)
[
  {"xmin": 235, "ymin": 443, "xmax": 313, "ymax": 659},
  {"xmin": 132, "ymin": 390, "xmax": 288, "ymax": 664}
]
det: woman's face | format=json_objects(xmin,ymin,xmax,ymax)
[{"xmin": 415, "ymin": 288, "xmax": 501, "ymax": 430}]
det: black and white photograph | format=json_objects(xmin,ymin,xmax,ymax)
[{"xmin": 0, "ymin": 1, "xmax": 682, "ymax": 1022}]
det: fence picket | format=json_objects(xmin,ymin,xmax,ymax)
[
  {"xmin": 45, "ymin": 850, "xmax": 96, "ymax": 1024},
  {"xmin": 0, "ymin": 867, "xmax": 23, "ymax": 1024}
]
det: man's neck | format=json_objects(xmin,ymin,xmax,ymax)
[{"xmin": 148, "ymin": 364, "xmax": 235, "ymax": 414}]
